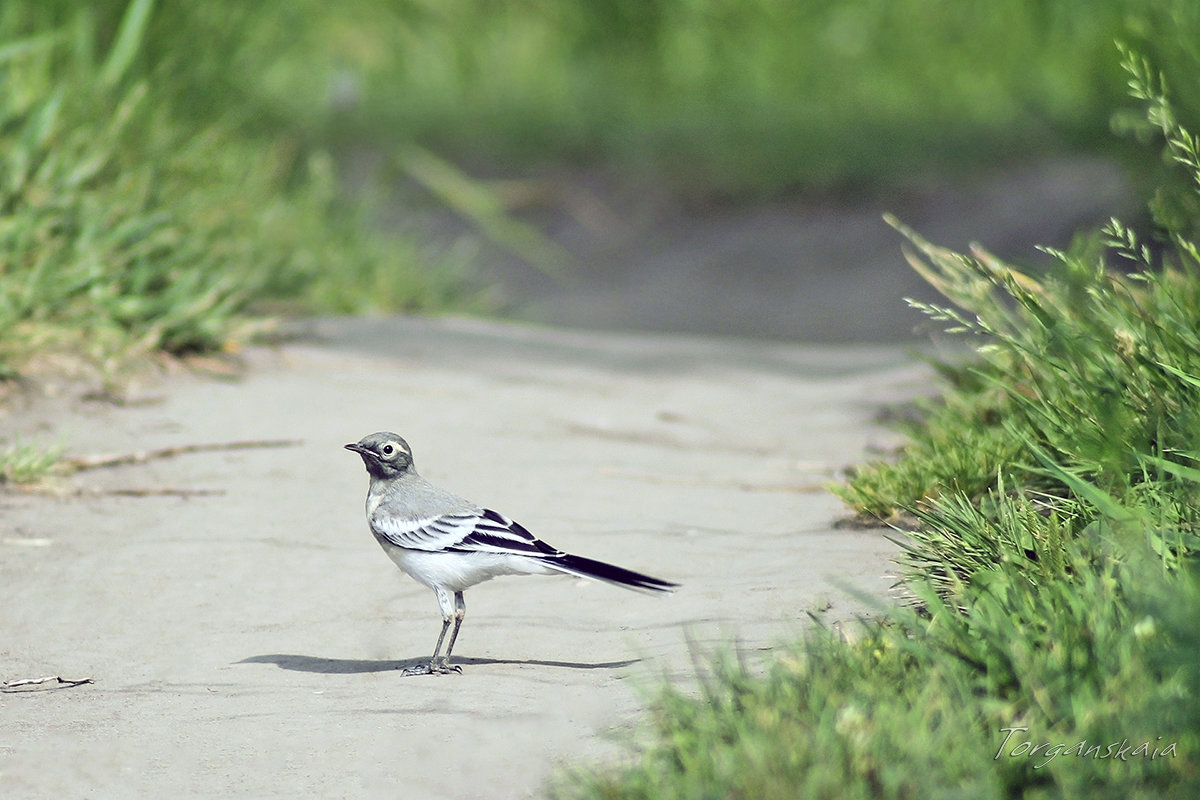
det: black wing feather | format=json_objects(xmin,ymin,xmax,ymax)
[{"xmin": 448, "ymin": 508, "xmax": 563, "ymax": 556}]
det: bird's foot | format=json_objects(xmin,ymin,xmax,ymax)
[{"xmin": 401, "ymin": 659, "xmax": 462, "ymax": 677}]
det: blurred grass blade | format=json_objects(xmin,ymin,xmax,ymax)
[
  {"xmin": 0, "ymin": 31, "xmax": 65, "ymax": 65},
  {"xmin": 1023, "ymin": 440, "xmax": 1135, "ymax": 523},
  {"xmin": 99, "ymin": 0, "xmax": 156, "ymax": 87},
  {"xmin": 395, "ymin": 143, "xmax": 571, "ymax": 280},
  {"xmin": 0, "ymin": 438, "xmax": 65, "ymax": 485},
  {"xmin": 1142, "ymin": 454, "xmax": 1200, "ymax": 483},
  {"xmin": 1156, "ymin": 360, "xmax": 1200, "ymax": 390}
]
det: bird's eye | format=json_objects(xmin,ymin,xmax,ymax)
[{"xmin": 382, "ymin": 444, "xmax": 395, "ymax": 456}]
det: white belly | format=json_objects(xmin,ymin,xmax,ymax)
[{"xmin": 376, "ymin": 537, "xmax": 555, "ymax": 592}]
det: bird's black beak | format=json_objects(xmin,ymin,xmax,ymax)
[{"xmin": 345, "ymin": 442, "xmax": 383, "ymax": 465}]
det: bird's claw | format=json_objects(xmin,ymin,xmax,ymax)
[{"xmin": 401, "ymin": 660, "xmax": 462, "ymax": 676}]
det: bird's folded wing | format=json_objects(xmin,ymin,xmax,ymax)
[{"xmin": 370, "ymin": 507, "xmax": 562, "ymax": 557}]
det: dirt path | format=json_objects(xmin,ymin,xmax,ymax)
[
  {"xmin": 378, "ymin": 156, "xmax": 1135, "ymax": 342},
  {"xmin": 2, "ymin": 317, "xmax": 925, "ymax": 798}
]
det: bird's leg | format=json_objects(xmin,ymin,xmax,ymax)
[
  {"xmin": 440, "ymin": 592, "xmax": 467, "ymax": 672},
  {"xmin": 402, "ymin": 587, "xmax": 462, "ymax": 676},
  {"xmin": 401, "ymin": 617, "xmax": 451, "ymax": 676}
]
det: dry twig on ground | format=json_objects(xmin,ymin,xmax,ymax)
[{"xmin": 60, "ymin": 439, "xmax": 302, "ymax": 473}]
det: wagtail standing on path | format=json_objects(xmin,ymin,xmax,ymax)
[{"xmin": 346, "ymin": 432, "xmax": 678, "ymax": 676}]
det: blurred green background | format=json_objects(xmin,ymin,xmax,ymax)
[
  {"xmin": 41, "ymin": 0, "xmax": 1200, "ymax": 192},
  {"xmin": 2, "ymin": 0, "xmax": 1199, "ymax": 370}
]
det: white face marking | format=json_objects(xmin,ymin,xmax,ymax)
[{"xmin": 375, "ymin": 439, "xmax": 411, "ymax": 466}]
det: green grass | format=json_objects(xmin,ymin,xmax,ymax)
[
  {"xmin": 139, "ymin": 0, "xmax": 1200, "ymax": 195},
  {"xmin": 557, "ymin": 532, "xmax": 1199, "ymax": 799},
  {"xmin": 554, "ymin": 51, "xmax": 1200, "ymax": 799},
  {"xmin": 0, "ymin": 0, "xmax": 469, "ymax": 379},
  {"xmin": 837, "ymin": 48, "xmax": 1200, "ymax": 522},
  {"xmin": 0, "ymin": 437, "xmax": 64, "ymax": 485},
  {"xmin": 556, "ymin": 528, "xmax": 1199, "ymax": 799},
  {"xmin": 29, "ymin": 1, "xmax": 1200, "ymax": 197},
  {"xmin": 379, "ymin": 1, "xmax": 1188, "ymax": 193}
]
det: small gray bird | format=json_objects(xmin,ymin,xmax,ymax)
[{"xmin": 346, "ymin": 432, "xmax": 678, "ymax": 676}]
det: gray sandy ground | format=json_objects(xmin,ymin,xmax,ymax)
[{"xmin": 1, "ymin": 317, "xmax": 928, "ymax": 798}]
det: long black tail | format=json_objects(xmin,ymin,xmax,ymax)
[{"xmin": 543, "ymin": 553, "xmax": 678, "ymax": 594}]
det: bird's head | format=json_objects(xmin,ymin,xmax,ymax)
[{"xmin": 345, "ymin": 432, "xmax": 414, "ymax": 479}]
